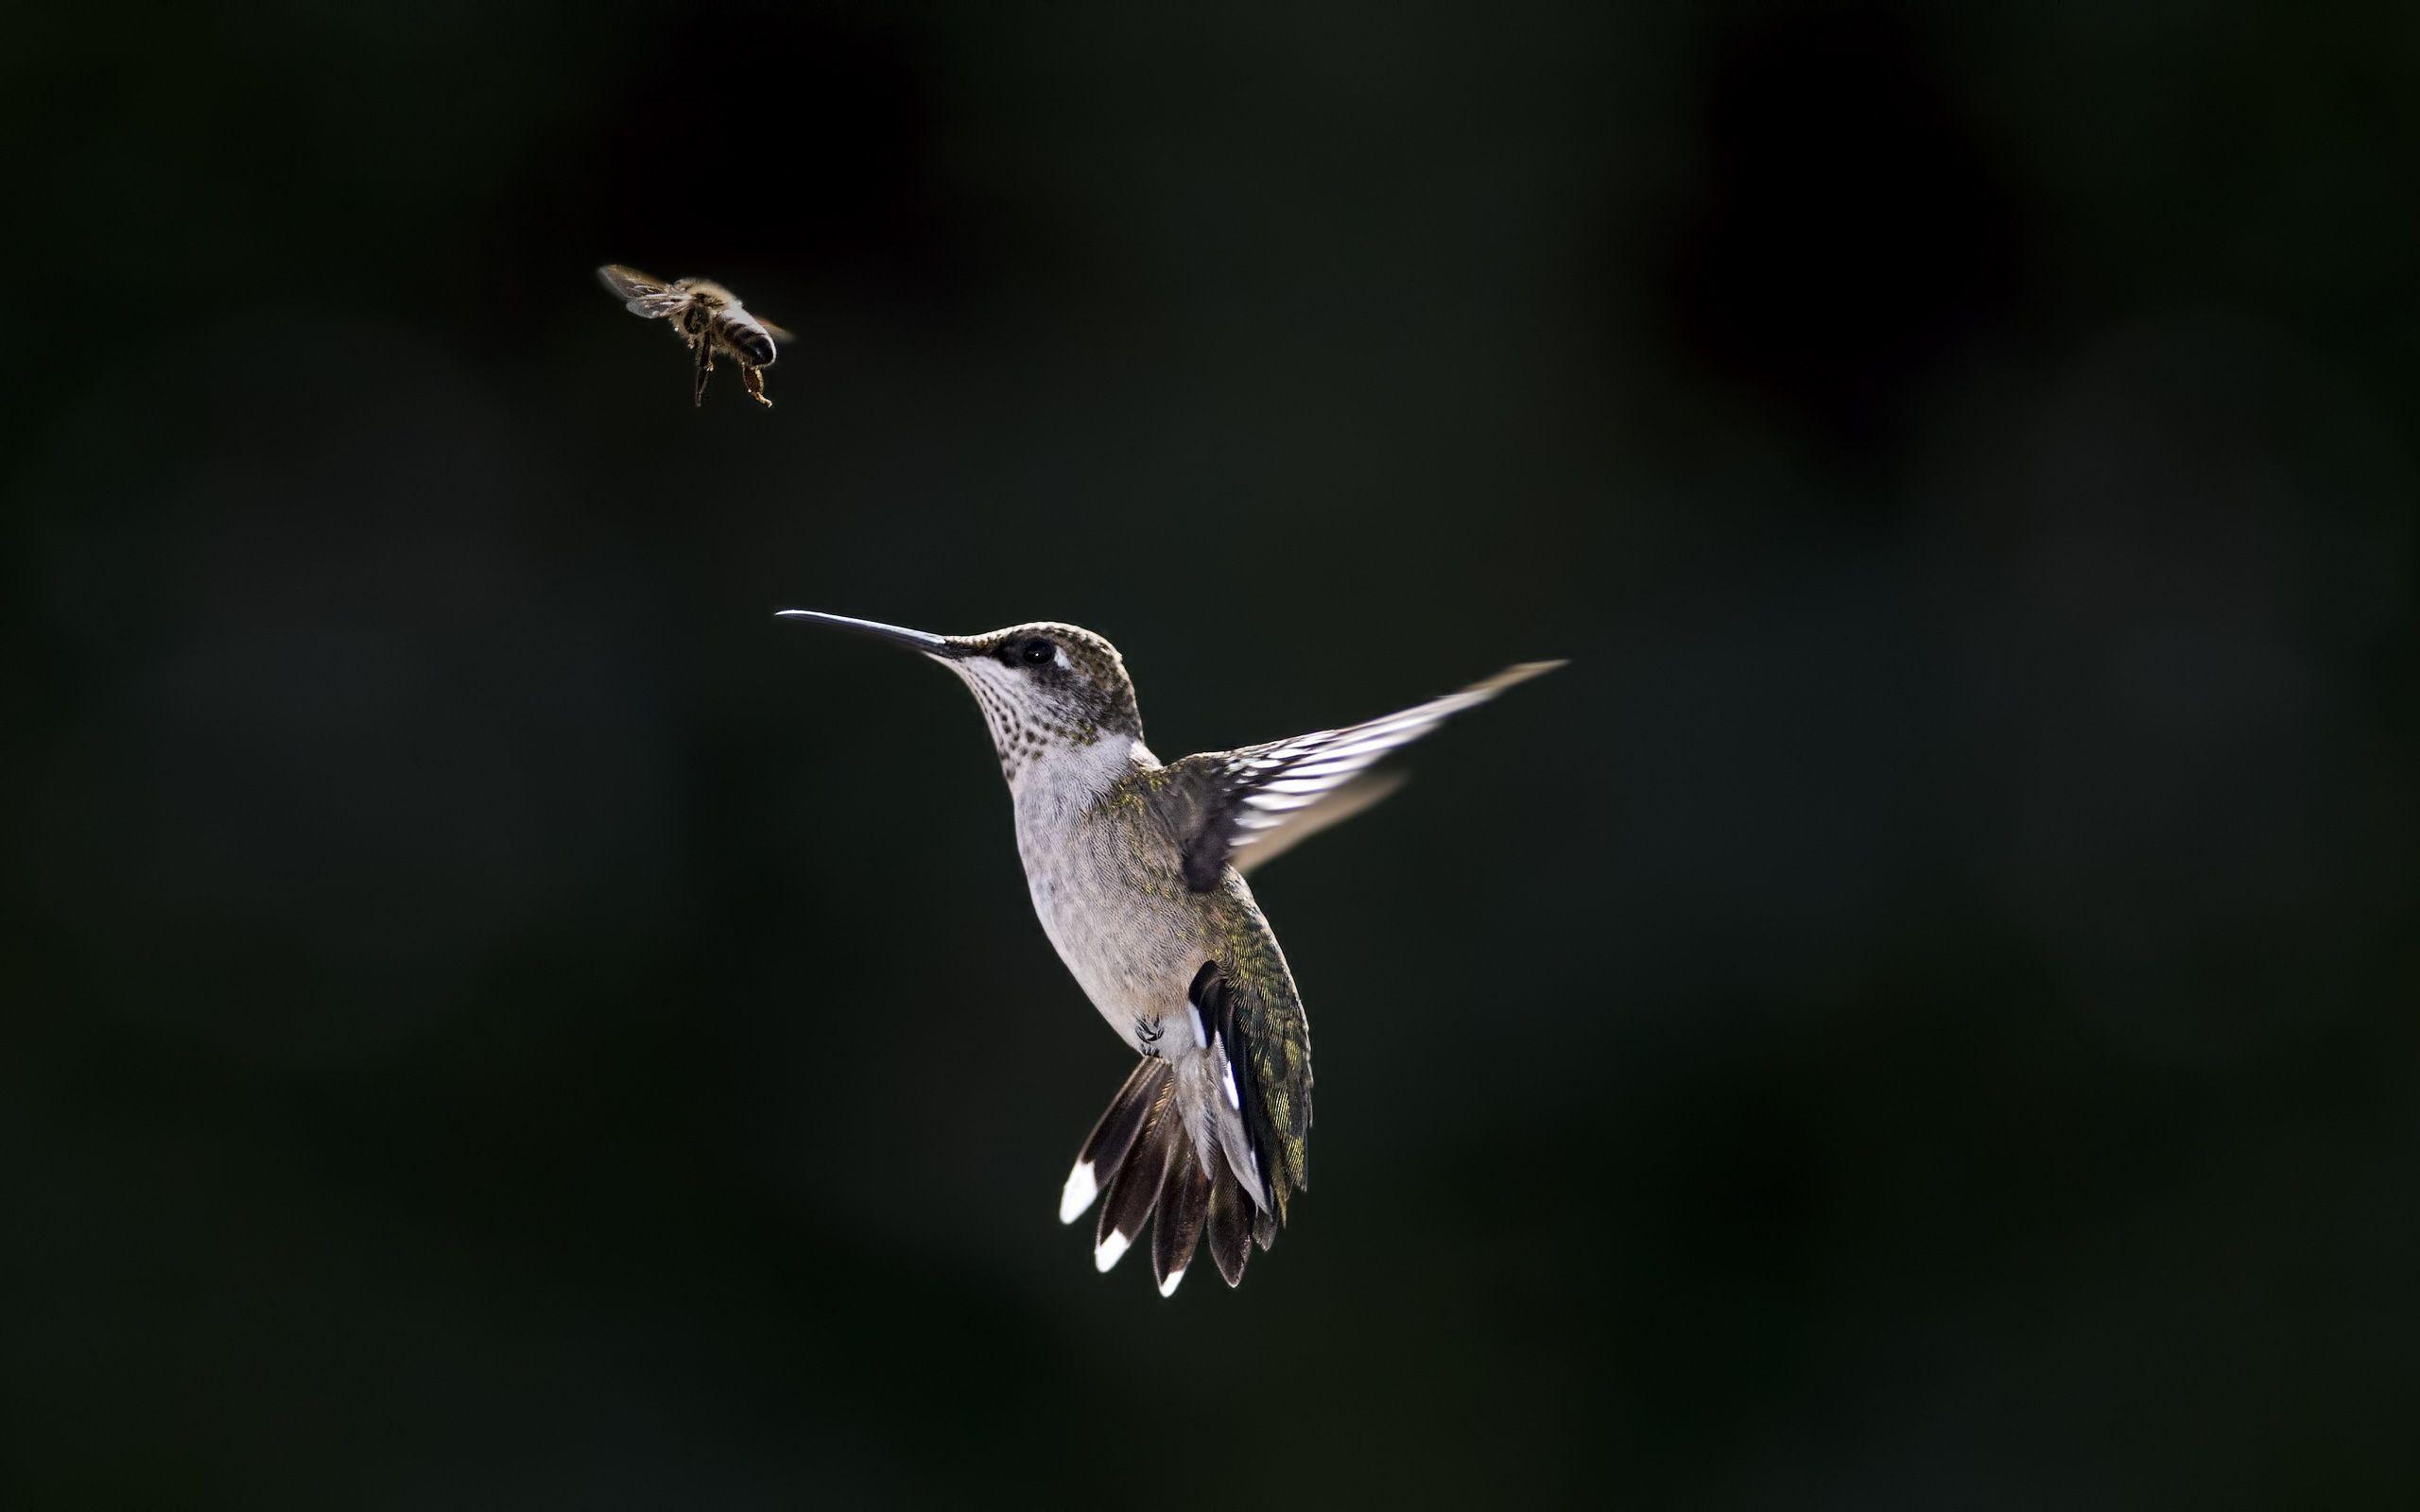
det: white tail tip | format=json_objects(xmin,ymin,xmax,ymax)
[
  {"xmin": 1059, "ymin": 1162, "xmax": 1098, "ymax": 1225},
  {"xmin": 1095, "ymin": 1228, "xmax": 1132, "ymax": 1273},
  {"xmin": 1157, "ymin": 1267, "xmax": 1186, "ymax": 1298}
]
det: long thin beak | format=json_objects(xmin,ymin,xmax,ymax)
[{"xmin": 774, "ymin": 609, "xmax": 970, "ymax": 659}]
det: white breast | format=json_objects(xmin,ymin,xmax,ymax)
[{"xmin": 1011, "ymin": 741, "xmax": 1204, "ymax": 1053}]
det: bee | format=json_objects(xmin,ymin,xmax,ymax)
[{"xmin": 596, "ymin": 264, "xmax": 792, "ymax": 408}]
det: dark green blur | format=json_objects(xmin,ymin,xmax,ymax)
[{"xmin": 6, "ymin": 1, "xmax": 2416, "ymax": 1504}]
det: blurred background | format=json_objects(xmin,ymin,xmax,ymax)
[{"xmin": 7, "ymin": 0, "xmax": 2417, "ymax": 1503}]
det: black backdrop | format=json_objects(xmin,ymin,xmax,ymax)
[{"xmin": 9, "ymin": 2, "xmax": 2417, "ymax": 1504}]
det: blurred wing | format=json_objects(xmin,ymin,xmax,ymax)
[
  {"xmin": 756, "ymin": 317, "xmax": 796, "ymax": 344},
  {"xmin": 1225, "ymin": 769, "xmax": 1405, "ymax": 875},
  {"xmin": 596, "ymin": 264, "xmax": 686, "ymax": 318},
  {"xmin": 1171, "ymin": 660, "xmax": 1564, "ymax": 891}
]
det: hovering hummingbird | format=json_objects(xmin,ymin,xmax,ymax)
[{"xmin": 778, "ymin": 610, "xmax": 1561, "ymax": 1293}]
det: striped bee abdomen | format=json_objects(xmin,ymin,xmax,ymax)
[{"xmin": 719, "ymin": 318, "xmax": 776, "ymax": 366}]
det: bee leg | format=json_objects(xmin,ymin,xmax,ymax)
[
  {"xmin": 741, "ymin": 363, "xmax": 770, "ymax": 407},
  {"xmin": 691, "ymin": 339, "xmax": 714, "ymax": 406}
]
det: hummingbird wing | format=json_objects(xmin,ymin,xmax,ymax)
[
  {"xmin": 1193, "ymin": 955, "xmax": 1307, "ymax": 1240},
  {"xmin": 1218, "ymin": 770, "xmax": 1405, "ymax": 877},
  {"xmin": 1170, "ymin": 661, "xmax": 1564, "ymax": 891}
]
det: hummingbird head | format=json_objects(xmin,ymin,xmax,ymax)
[{"xmin": 778, "ymin": 610, "xmax": 1144, "ymax": 779}]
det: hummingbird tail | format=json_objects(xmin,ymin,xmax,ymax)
[
  {"xmin": 1059, "ymin": 1057, "xmax": 1266, "ymax": 1295},
  {"xmin": 1058, "ymin": 1057, "xmax": 1168, "ymax": 1228}
]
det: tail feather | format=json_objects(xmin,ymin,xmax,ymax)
[
  {"xmin": 1094, "ymin": 1077, "xmax": 1178, "ymax": 1273},
  {"xmin": 1060, "ymin": 1058, "xmax": 1171, "ymax": 1226},
  {"xmin": 1066, "ymin": 1057, "xmax": 1288, "ymax": 1292},
  {"xmin": 1150, "ymin": 1153, "xmax": 1214, "ymax": 1297},
  {"xmin": 1205, "ymin": 1165, "xmax": 1253, "ymax": 1287}
]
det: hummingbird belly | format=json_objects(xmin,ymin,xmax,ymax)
[{"xmin": 1016, "ymin": 824, "xmax": 1218, "ymax": 1056}]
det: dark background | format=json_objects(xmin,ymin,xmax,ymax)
[{"xmin": 8, "ymin": 1, "xmax": 2417, "ymax": 1504}]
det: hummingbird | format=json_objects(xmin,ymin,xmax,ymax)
[{"xmin": 778, "ymin": 610, "xmax": 1561, "ymax": 1294}]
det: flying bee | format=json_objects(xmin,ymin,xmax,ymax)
[{"xmin": 596, "ymin": 264, "xmax": 792, "ymax": 408}]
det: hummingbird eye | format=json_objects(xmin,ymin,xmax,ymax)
[{"xmin": 1018, "ymin": 638, "xmax": 1057, "ymax": 668}]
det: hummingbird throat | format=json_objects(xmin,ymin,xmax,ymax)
[{"xmin": 943, "ymin": 659, "xmax": 1136, "ymax": 785}]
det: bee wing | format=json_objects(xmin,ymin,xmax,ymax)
[
  {"xmin": 597, "ymin": 264, "xmax": 687, "ymax": 318},
  {"xmin": 597, "ymin": 264, "xmax": 666, "ymax": 299},
  {"xmin": 756, "ymin": 318, "xmax": 796, "ymax": 345}
]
